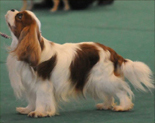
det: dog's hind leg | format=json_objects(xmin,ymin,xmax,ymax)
[
  {"xmin": 113, "ymin": 91, "xmax": 134, "ymax": 111},
  {"xmin": 96, "ymin": 95, "xmax": 116, "ymax": 110}
]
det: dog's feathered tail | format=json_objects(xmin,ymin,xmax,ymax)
[{"xmin": 121, "ymin": 59, "xmax": 154, "ymax": 92}]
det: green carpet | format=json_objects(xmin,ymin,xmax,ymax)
[{"xmin": 0, "ymin": 0, "xmax": 154, "ymax": 123}]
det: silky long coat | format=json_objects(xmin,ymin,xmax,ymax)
[{"xmin": 5, "ymin": 10, "xmax": 154, "ymax": 118}]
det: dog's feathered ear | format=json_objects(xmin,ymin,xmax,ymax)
[{"xmin": 13, "ymin": 24, "xmax": 42, "ymax": 66}]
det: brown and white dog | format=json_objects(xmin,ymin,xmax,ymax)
[{"xmin": 5, "ymin": 10, "xmax": 154, "ymax": 118}]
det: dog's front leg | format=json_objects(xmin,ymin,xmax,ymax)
[
  {"xmin": 28, "ymin": 80, "xmax": 57, "ymax": 118},
  {"xmin": 16, "ymin": 91, "xmax": 36, "ymax": 115}
]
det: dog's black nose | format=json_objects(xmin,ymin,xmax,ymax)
[{"xmin": 11, "ymin": 9, "xmax": 15, "ymax": 12}]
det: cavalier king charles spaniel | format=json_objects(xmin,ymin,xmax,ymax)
[{"xmin": 5, "ymin": 9, "xmax": 154, "ymax": 118}]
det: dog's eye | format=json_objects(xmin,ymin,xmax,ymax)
[{"xmin": 17, "ymin": 13, "xmax": 23, "ymax": 19}]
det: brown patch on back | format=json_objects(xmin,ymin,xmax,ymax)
[
  {"xmin": 95, "ymin": 43, "xmax": 127, "ymax": 76},
  {"xmin": 70, "ymin": 44, "xmax": 100, "ymax": 92}
]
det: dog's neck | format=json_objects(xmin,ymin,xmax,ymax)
[
  {"xmin": 39, "ymin": 37, "xmax": 57, "ymax": 64},
  {"xmin": 10, "ymin": 32, "xmax": 18, "ymax": 49}
]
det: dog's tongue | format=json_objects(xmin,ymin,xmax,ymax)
[{"xmin": 0, "ymin": 32, "xmax": 11, "ymax": 39}]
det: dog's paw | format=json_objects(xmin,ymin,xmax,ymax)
[
  {"xmin": 46, "ymin": 111, "xmax": 57, "ymax": 117},
  {"xmin": 16, "ymin": 107, "xmax": 31, "ymax": 114},
  {"xmin": 28, "ymin": 111, "xmax": 46, "ymax": 118},
  {"xmin": 112, "ymin": 104, "xmax": 134, "ymax": 112},
  {"xmin": 96, "ymin": 103, "xmax": 112, "ymax": 110},
  {"xmin": 112, "ymin": 106, "xmax": 124, "ymax": 111}
]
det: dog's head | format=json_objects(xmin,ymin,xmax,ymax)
[
  {"xmin": 5, "ymin": 9, "xmax": 41, "ymax": 39},
  {"xmin": 5, "ymin": 9, "xmax": 44, "ymax": 66}
]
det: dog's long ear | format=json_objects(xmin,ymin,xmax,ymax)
[{"xmin": 13, "ymin": 24, "xmax": 42, "ymax": 67}]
